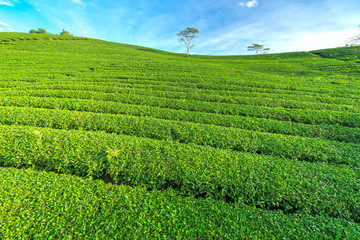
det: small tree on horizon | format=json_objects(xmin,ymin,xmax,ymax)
[
  {"xmin": 37, "ymin": 28, "xmax": 48, "ymax": 34},
  {"xmin": 247, "ymin": 43, "xmax": 270, "ymax": 54},
  {"xmin": 263, "ymin": 47, "xmax": 270, "ymax": 54},
  {"xmin": 29, "ymin": 28, "xmax": 48, "ymax": 34},
  {"xmin": 60, "ymin": 29, "xmax": 73, "ymax": 36},
  {"xmin": 177, "ymin": 27, "xmax": 199, "ymax": 57}
]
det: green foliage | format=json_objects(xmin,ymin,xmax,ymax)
[
  {"xmin": 1, "ymin": 168, "xmax": 359, "ymax": 239},
  {"xmin": 0, "ymin": 32, "xmax": 360, "ymax": 238},
  {"xmin": 247, "ymin": 43, "xmax": 270, "ymax": 54},
  {"xmin": 29, "ymin": 28, "xmax": 48, "ymax": 34},
  {"xmin": 60, "ymin": 29, "xmax": 72, "ymax": 36},
  {"xmin": 0, "ymin": 95, "xmax": 359, "ymax": 144},
  {"xmin": 312, "ymin": 46, "xmax": 360, "ymax": 62},
  {"xmin": 0, "ymin": 124, "xmax": 359, "ymax": 222},
  {"xmin": 37, "ymin": 28, "xmax": 47, "ymax": 34},
  {"xmin": 6, "ymin": 88, "xmax": 359, "ymax": 128},
  {"xmin": 0, "ymin": 106, "xmax": 357, "ymax": 165}
]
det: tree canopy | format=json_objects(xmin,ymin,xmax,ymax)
[
  {"xmin": 29, "ymin": 28, "xmax": 48, "ymax": 34},
  {"xmin": 177, "ymin": 27, "xmax": 199, "ymax": 57},
  {"xmin": 247, "ymin": 43, "xmax": 270, "ymax": 54},
  {"xmin": 60, "ymin": 29, "xmax": 73, "ymax": 36}
]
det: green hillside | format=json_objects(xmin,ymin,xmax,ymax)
[
  {"xmin": 312, "ymin": 46, "xmax": 360, "ymax": 62},
  {"xmin": 0, "ymin": 32, "xmax": 359, "ymax": 239}
]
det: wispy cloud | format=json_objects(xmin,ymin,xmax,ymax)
[
  {"xmin": 0, "ymin": 0, "xmax": 13, "ymax": 6},
  {"xmin": 239, "ymin": 0, "xmax": 258, "ymax": 8},
  {"xmin": 0, "ymin": 21, "xmax": 10, "ymax": 27},
  {"xmin": 71, "ymin": 0, "xmax": 82, "ymax": 4},
  {"xmin": 0, "ymin": 20, "xmax": 13, "ymax": 32},
  {"xmin": 271, "ymin": 29, "xmax": 359, "ymax": 52},
  {"xmin": 196, "ymin": 22, "xmax": 265, "ymax": 55},
  {"xmin": 71, "ymin": 0, "xmax": 86, "ymax": 7}
]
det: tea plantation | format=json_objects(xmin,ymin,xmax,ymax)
[{"xmin": 0, "ymin": 32, "xmax": 359, "ymax": 239}]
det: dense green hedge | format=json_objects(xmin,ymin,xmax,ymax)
[
  {"xmin": 1, "ymin": 167, "xmax": 359, "ymax": 239},
  {"xmin": 15, "ymin": 82, "xmax": 360, "ymax": 112},
  {"xmin": 0, "ymin": 124, "xmax": 358, "ymax": 222},
  {"xmin": 312, "ymin": 47, "xmax": 360, "ymax": 62},
  {"xmin": 0, "ymin": 106, "xmax": 358, "ymax": 165},
  {"xmin": 1, "ymin": 97, "xmax": 359, "ymax": 144},
  {"xmin": 6, "ymin": 89, "xmax": 360, "ymax": 127},
  {"xmin": 15, "ymin": 75, "xmax": 359, "ymax": 106}
]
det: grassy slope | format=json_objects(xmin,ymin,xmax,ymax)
[
  {"xmin": 312, "ymin": 46, "xmax": 360, "ymax": 62},
  {"xmin": 0, "ymin": 32, "xmax": 359, "ymax": 239}
]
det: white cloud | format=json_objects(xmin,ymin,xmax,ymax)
[
  {"xmin": 71, "ymin": 0, "xmax": 86, "ymax": 6},
  {"xmin": 0, "ymin": 0, "xmax": 13, "ymax": 6},
  {"xmin": 239, "ymin": 0, "xmax": 258, "ymax": 8},
  {"xmin": 271, "ymin": 29, "xmax": 359, "ymax": 52},
  {"xmin": 0, "ymin": 21, "xmax": 10, "ymax": 27},
  {"xmin": 70, "ymin": 0, "xmax": 87, "ymax": 9},
  {"xmin": 196, "ymin": 22, "xmax": 264, "ymax": 54},
  {"xmin": 0, "ymin": 21, "xmax": 13, "ymax": 32}
]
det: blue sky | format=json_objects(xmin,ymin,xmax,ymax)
[{"xmin": 0, "ymin": 0, "xmax": 359, "ymax": 55}]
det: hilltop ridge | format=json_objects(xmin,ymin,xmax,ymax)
[{"xmin": 3, "ymin": 32, "xmax": 360, "ymax": 59}]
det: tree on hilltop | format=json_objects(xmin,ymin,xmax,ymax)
[
  {"xmin": 263, "ymin": 47, "xmax": 270, "ymax": 54},
  {"xmin": 29, "ymin": 28, "xmax": 48, "ymax": 34},
  {"xmin": 177, "ymin": 27, "xmax": 199, "ymax": 57},
  {"xmin": 247, "ymin": 43, "xmax": 270, "ymax": 54},
  {"xmin": 60, "ymin": 29, "xmax": 73, "ymax": 36}
]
